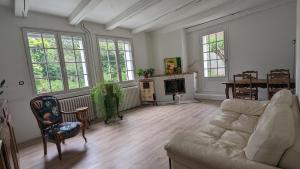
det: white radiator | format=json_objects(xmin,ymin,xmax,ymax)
[
  {"xmin": 58, "ymin": 86, "xmax": 140, "ymax": 121},
  {"xmin": 120, "ymin": 86, "xmax": 141, "ymax": 111},
  {"xmin": 59, "ymin": 95, "xmax": 95, "ymax": 122}
]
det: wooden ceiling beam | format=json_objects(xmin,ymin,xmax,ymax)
[
  {"xmin": 69, "ymin": 0, "xmax": 104, "ymax": 25},
  {"xmin": 105, "ymin": 0, "xmax": 162, "ymax": 30},
  {"xmin": 14, "ymin": 0, "xmax": 29, "ymax": 17}
]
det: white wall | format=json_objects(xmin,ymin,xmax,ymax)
[
  {"xmin": 296, "ymin": 0, "xmax": 300, "ymax": 101},
  {"xmin": 0, "ymin": 6, "xmax": 150, "ymax": 143},
  {"xmin": 185, "ymin": 2, "xmax": 296, "ymax": 98}
]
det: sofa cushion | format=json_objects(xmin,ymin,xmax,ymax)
[
  {"xmin": 244, "ymin": 103, "xmax": 295, "ymax": 165},
  {"xmin": 221, "ymin": 99, "xmax": 269, "ymax": 116}
]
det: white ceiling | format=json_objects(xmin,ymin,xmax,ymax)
[{"xmin": 0, "ymin": 0, "xmax": 294, "ymax": 33}]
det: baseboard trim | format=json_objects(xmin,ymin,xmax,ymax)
[{"xmin": 194, "ymin": 93, "xmax": 226, "ymax": 101}]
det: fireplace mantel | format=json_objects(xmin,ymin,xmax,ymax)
[
  {"xmin": 150, "ymin": 72, "xmax": 197, "ymax": 102},
  {"xmin": 151, "ymin": 72, "xmax": 197, "ymax": 78}
]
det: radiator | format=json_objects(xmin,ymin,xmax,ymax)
[
  {"xmin": 119, "ymin": 86, "xmax": 141, "ymax": 111},
  {"xmin": 59, "ymin": 95, "xmax": 95, "ymax": 122},
  {"xmin": 58, "ymin": 86, "xmax": 140, "ymax": 121}
]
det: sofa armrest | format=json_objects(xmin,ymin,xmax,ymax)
[{"xmin": 221, "ymin": 99, "xmax": 269, "ymax": 116}]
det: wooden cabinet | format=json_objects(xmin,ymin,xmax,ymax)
[{"xmin": 0, "ymin": 100, "xmax": 19, "ymax": 169}]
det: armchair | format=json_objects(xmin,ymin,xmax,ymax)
[{"xmin": 30, "ymin": 95, "xmax": 87, "ymax": 160}]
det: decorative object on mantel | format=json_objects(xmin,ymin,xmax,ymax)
[
  {"xmin": 164, "ymin": 57, "xmax": 182, "ymax": 75},
  {"xmin": 91, "ymin": 82, "xmax": 124, "ymax": 124},
  {"xmin": 139, "ymin": 78, "xmax": 157, "ymax": 106},
  {"xmin": 137, "ymin": 68, "xmax": 155, "ymax": 78},
  {"xmin": 0, "ymin": 79, "xmax": 5, "ymax": 95}
]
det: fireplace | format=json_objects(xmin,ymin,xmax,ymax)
[{"xmin": 164, "ymin": 78, "xmax": 186, "ymax": 95}]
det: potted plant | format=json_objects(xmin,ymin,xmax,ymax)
[
  {"xmin": 91, "ymin": 82, "xmax": 124, "ymax": 123},
  {"xmin": 136, "ymin": 68, "xmax": 155, "ymax": 78},
  {"xmin": 0, "ymin": 79, "xmax": 5, "ymax": 96}
]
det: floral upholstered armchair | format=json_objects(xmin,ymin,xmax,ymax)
[{"xmin": 30, "ymin": 95, "xmax": 87, "ymax": 160}]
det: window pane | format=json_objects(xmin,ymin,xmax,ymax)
[
  {"xmin": 204, "ymin": 69, "xmax": 208, "ymax": 77},
  {"xmin": 209, "ymin": 34, "xmax": 216, "ymax": 43},
  {"xmin": 218, "ymin": 68, "xmax": 225, "ymax": 77},
  {"xmin": 217, "ymin": 32, "xmax": 224, "ymax": 41},
  {"xmin": 107, "ymin": 40, "xmax": 115, "ymax": 50},
  {"xmin": 211, "ymin": 60, "xmax": 218, "ymax": 68},
  {"xmin": 68, "ymin": 76, "xmax": 79, "ymax": 89},
  {"xmin": 203, "ymin": 61, "xmax": 209, "ymax": 69},
  {"xmin": 202, "ymin": 35, "xmax": 208, "ymax": 44},
  {"xmin": 203, "ymin": 44, "xmax": 209, "ymax": 52},
  {"xmin": 124, "ymin": 42, "xmax": 131, "ymax": 51},
  {"xmin": 126, "ymin": 61, "xmax": 134, "ymax": 71},
  {"xmin": 77, "ymin": 63, "xmax": 88, "ymax": 75},
  {"xmin": 210, "ymin": 52, "xmax": 217, "ymax": 60},
  {"xmin": 125, "ymin": 51, "xmax": 132, "ymax": 60},
  {"xmin": 218, "ymin": 60, "xmax": 225, "ymax": 67},
  {"xmin": 32, "ymin": 64, "xmax": 47, "ymax": 78},
  {"xmin": 50, "ymin": 79, "xmax": 63, "ymax": 92},
  {"xmin": 61, "ymin": 36, "xmax": 73, "ymax": 49},
  {"xmin": 209, "ymin": 43, "xmax": 216, "ymax": 52},
  {"xmin": 128, "ymin": 71, "xmax": 134, "ymax": 80},
  {"xmin": 108, "ymin": 51, "xmax": 116, "ymax": 62},
  {"xmin": 111, "ymin": 73, "xmax": 118, "ymax": 82},
  {"xmin": 73, "ymin": 37, "xmax": 84, "ymax": 49},
  {"xmin": 121, "ymin": 70, "xmax": 127, "ymax": 81},
  {"xmin": 118, "ymin": 41, "xmax": 125, "ymax": 50},
  {"xmin": 99, "ymin": 40, "xmax": 108, "ymax": 51},
  {"xmin": 75, "ymin": 50, "xmax": 86, "ymax": 62},
  {"xmin": 110, "ymin": 62, "xmax": 118, "ymax": 73},
  {"xmin": 43, "ymin": 34, "xmax": 57, "ymax": 48},
  {"xmin": 30, "ymin": 48, "xmax": 46, "ymax": 63},
  {"xmin": 46, "ymin": 49, "xmax": 59, "ymax": 62},
  {"xmin": 102, "ymin": 61, "xmax": 110, "ymax": 74},
  {"xmin": 35, "ymin": 78, "xmax": 50, "ymax": 93},
  {"xmin": 63, "ymin": 49, "xmax": 75, "ymax": 62},
  {"xmin": 48, "ymin": 63, "xmax": 62, "ymax": 78},
  {"xmin": 66, "ymin": 63, "xmax": 77, "ymax": 76},
  {"xmin": 210, "ymin": 69, "xmax": 217, "ymax": 77},
  {"xmin": 203, "ymin": 53, "xmax": 209, "ymax": 60},
  {"xmin": 79, "ymin": 75, "xmax": 89, "ymax": 88},
  {"xmin": 100, "ymin": 50, "xmax": 108, "ymax": 62},
  {"xmin": 28, "ymin": 32, "xmax": 43, "ymax": 48}
]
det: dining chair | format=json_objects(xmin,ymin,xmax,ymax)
[
  {"xmin": 233, "ymin": 74, "xmax": 255, "ymax": 100},
  {"xmin": 242, "ymin": 70, "xmax": 258, "ymax": 100},
  {"xmin": 267, "ymin": 71, "xmax": 290, "ymax": 100},
  {"xmin": 30, "ymin": 95, "xmax": 87, "ymax": 160}
]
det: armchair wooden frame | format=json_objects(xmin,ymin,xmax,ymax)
[{"xmin": 30, "ymin": 96, "xmax": 87, "ymax": 160}]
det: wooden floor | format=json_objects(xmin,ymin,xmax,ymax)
[{"xmin": 19, "ymin": 100, "xmax": 220, "ymax": 169}]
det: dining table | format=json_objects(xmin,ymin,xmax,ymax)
[{"xmin": 221, "ymin": 79, "xmax": 295, "ymax": 99}]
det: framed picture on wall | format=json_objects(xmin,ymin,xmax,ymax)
[{"xmin": 164, "ymin": 57, "xmax": 182, "ymax": 75}]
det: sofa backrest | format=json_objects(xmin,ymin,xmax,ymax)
[
  {"xmin": 278, "ymin": 95, "xmax": 300, "ymax": 169},
  {"xmin": 244, "ymin": 89, "xmax": 295, "ymax": 166}
]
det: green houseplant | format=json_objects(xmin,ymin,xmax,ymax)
[
  {"xmin": 91, "ymin": 81, "xmax": 124, "ymax": 123},
  {"xmin": 0, "ymin": 79, "xmax": 5, "ymax": 96},
  {"xmin": 136, "ymin": 68, "xmax": 155, "ymax": 78}
]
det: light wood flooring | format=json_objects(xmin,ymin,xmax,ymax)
[{"xmin": 19, "ymin": 100, "xmax": 220, "ymax": 169}]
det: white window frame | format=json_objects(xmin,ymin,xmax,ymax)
[
  {"xmin": 22, "ymin": 28, "xmax": 92, "ymax": 96},
  {"xmin": 96, "ymin": 35, "xmax": 136, "ymax": 84},
  {"xmin": 201, "ymin": 30, "xmax": 228, "ymax": 78}
]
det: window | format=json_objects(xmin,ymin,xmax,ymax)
[
  {"xmin": 24, "ymin": 30, "xmax": 90, "ymax": 94},
  {"xmin": 98, "ymin": 37, "xmax": 135, "ymax": 82},
  {"xmin": 202, "ymin": 31, "xmax": 226, "ymax": 77}
]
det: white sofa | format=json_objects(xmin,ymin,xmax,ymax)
[{"xmin": 165, "ymin": 89, "xmax": 300, "ymax": 169}]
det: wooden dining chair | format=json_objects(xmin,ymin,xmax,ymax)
[
  {"xmin": 242, "ymin": 71, "xmax": 258, "ymax": 100},
  {"xmin": 270, "ymin": 69, "xmax": 290, "ymax": 74},
  {"xmin": 233, "ymin": 74, "xmax": 255, "ymax": 100},
  {"xmin": 267, "ymin": 71, "xmax": 290, "ymax": 100}
]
